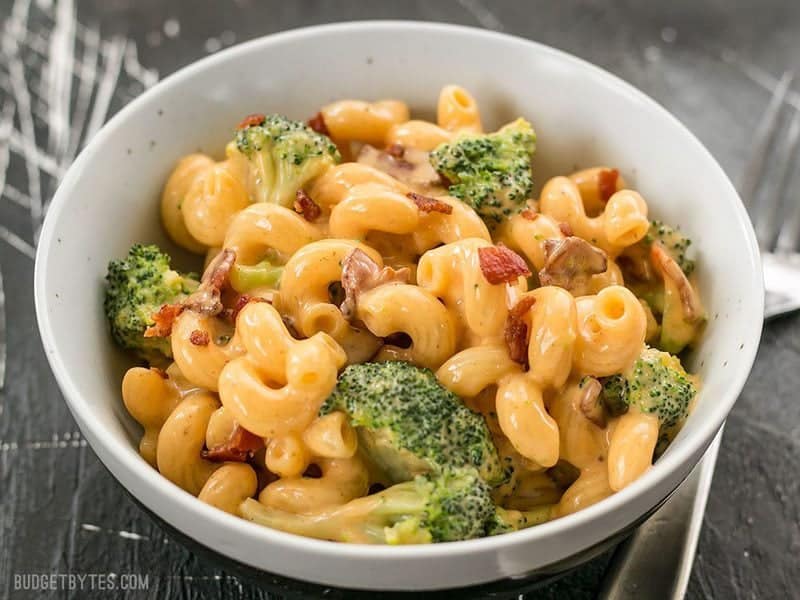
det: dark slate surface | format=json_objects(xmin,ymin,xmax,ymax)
[{"xmin": 1, "ymin": 1, "xmax": 799, "ymax": 598}]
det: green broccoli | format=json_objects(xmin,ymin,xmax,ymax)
[
  {"xmin": 240, "ymin": 468, "xmax": 497, "ymax": 544},
  {"xmin": 321, "ymin": 361, "xmax": 506, "ymax": 486},
  {"xmin": 487, "ymin": 505, "xmax": 553, "ymax": 536},
  {"xmin": 235, "ymin": 114, "xmax": 340, "ymax": 207},
  {"xmin": 429, "ymin": 118, "xmax": 536, "ymax": 228},
  {"xmin": 104, "ymin": 244, "xmax": 197, "ymax": 361},
  {"xmin": 598, "ymin": 374, "xmax": 630, "ymax": 417},
  {"xmin": 601, "ymin": 347, "xmax": 696, "ymax": 429},
  {"xmin": 644, "ymin": 221, "xmax": 695, "ymax": 276},
  {"xmin": 229, "ymin": 259, "xmax": 283, "ymax": 293}
]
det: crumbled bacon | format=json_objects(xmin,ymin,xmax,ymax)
[
  {"xmin": 357, "ymin": 144, "xmax": 443, "ymax": 191},
  {"xmin": 538, "ymin": 237, "xmax": 608, "ymax": 296},
  {"xmin": 202, "ymin": 425, "xmax": 264, "ymax": 463},
  {"xmin": 386, "ymin": 143, "xmax": 405, "ymax": 158},
  {"xmin": 617, "ymin": 251, "xmax": 654, "ymax": 282},
  {"xmin": 406, "ymin": 192, "xmax": 453, "ymax": 214},
  {"xmin": 650, "ymin": 244, "xmax": 704, "ymax": 322},
  {"xmin": 598, "ymin": 168, "xmax": 620, "ymax": 202},
  {"xmin": 504, "ymin": 295, "xmax": 537, "ymax": 365},
  {"xmin": 144, "ymin": 303, "xmax": 185, "ymax": 338},
  {"xmin": 237, "ymin": 113, "xmax": 266, "ymax": 130},
  {"xmin": 189, "ymin": 329, "xmax": 210, "ymax": 346},
  {"xmin": 185, "ymin": 249, "xmax": 236, "ymax": 316},
  {"xmin": 578, "ymin": 377, "xmax": 605, "ymax": 427},
  {"xmin": 559, "ymin": 222, "xmax": 574, "ymax": 237},
  {"xmin": 339, "ymin": 248, "xmax": 410, "ymax": 320},
  {"xmin": 230, "ymin": 294, "xmax": 270, "ymax": 322},
  {"xmin": 520, "ymin": 207, "xmax": 539, "ymax": 221},
  {"xmin": 478, "ymin": 245, "xmax": 531, "ymax": 285},
  {"xmin": 307, "ymin": 112, "xmax": 329, "ymax": 136},
  {"xmin": 293, "ymin": 189, "xmax": 322, "ymax": 222}
]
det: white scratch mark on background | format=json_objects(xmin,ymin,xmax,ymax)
[
  {"xmin": 81, "ymin": 523, "xmax": 150, "ymax": 541},
  {"xmin": 0, "ymin": 100, "xmax": 15, "ymax": 202},
  {"xmin": 123, "ymin": 42, "xmax": 158, "ymax": 88},
  {"xmin": 4, "ymin": 0, "xmax": 44, "ymax": 240},
  {"xmin": 45, "ymin": 0, "xmax": 75, "ymax": 161},
  {"xmin": 719, "ymin": 47, "xmax": 800, "ymax": 110},
  {"xmin": 0, "ymin": 436, "xmax": 87, "ymax": 451},
  {"xmin": 3, "ymin": 186, "xmax": 33, "ymax": 210},
  {"xmin": 64, "ymin": 22, "xmax": 99, "ymax": 163},
  {"xmin": 0, "ymin": 268, "xmax": 5, "ymax": 394},
  {"xmin": 8, "ymin": 130, "xmax": 65, "ymax": 177},
  {"xmin": 0, "ymin": 226, "xmax": 36, "ymax": 259},
  {"xmin": 83, "ymin": 36, "xmax": 125, "ymax": 143},
  {"xmin": 457, "ymin": 0, "xmax": 504, "ymax": 31}
]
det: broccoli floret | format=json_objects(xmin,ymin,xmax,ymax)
[
  {"xmin": 234, "ymin": 114, "xmax": 340, "ymax": 207},
  {"xmin": 240, "ymin": 468, "xmax": 497, "ymax": 544},
  {"xmin": 598, "ymin": 374, "xmax": 630, "ymax": 417},
  {"xmin": 229, "ymin": 259, "xmax": 283, "ymax": 293},
  {"xmin": 104, "ymin": 244, "xmax": 197, "ymax": 361},
  {"xmin": 321, "ymin": 361, "xmax": 505, "ymax": 486},
  {"xmin": 645, "ymin": 221, "xmax": 695, "ymax": 275},
  {"xmin": 601, "ymin": 347, "xmax": 696, "ymax": 429},
  {"xmin": 487, "ymin": 505, "xmax": 553, "ymax": 536},
  {"xmin": 429, "ymin": 118, "xmax": 536, "ymax": 228}
]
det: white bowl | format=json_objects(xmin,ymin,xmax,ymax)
[{"xmin": 34, "ymin": 21, "xmax": 763, "ymax": 591}]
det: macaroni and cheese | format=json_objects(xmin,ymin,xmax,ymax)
[{"xmin": 105, "ymin": 85, "xmax": 704, "ymax": 544}]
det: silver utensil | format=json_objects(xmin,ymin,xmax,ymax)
[{"xmin": 600, "ymin": 70, "xmax": 799, "ymax": 599}]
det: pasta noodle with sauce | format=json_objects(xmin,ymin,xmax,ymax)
[{"xmin": 104, "ymin": 86, "xmax": 704, "ymax": 545}]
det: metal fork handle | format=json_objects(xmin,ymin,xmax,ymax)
[
  {"xmin": 598, "ymin": 430, "xmax": 723, "ymax": 599},
  {"xmin": 763, "ymin": 253, "xmax": 800, "ymax": 318}
]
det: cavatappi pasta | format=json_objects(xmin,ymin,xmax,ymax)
[{"xmin": 107, "ymin": 85, "xmax": 704, "ymax": 544}]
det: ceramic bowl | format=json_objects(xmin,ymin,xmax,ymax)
[{"xmin": 34, "ymin": 21, "xmax": 763, "ymax": 591}]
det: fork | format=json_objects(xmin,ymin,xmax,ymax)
[
  {"xmin": 747, "ymin": 71, "xmax": 800, "ymax": 318},
  {"xmin": 599, "ymin": 70, "xmax": 800, "ymax": 598}
]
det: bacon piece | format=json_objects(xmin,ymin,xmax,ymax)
[
  {"xmin": 202, "ymin": 425, "xmax": 264, "ymax": 463},
  {"xmin": 386, "ymin": 143, "xmax": 405, "ymax": 158},
  {"xmin": 538, "ymin": 237, "xmax": 608, "ymax": 295},
  {"xmin": 478, "ymin": 245, "xmax": 531, "ymax": 285},
  {"xmin": 598, "ymin": 168, "xmax": 620, "ymax": 202},
  {"xmin": 558, "ymin": 222, "xmax": 574, "ymax": 237},
  {"xmin": 307, "ymin": 112, "xmax": 329, "ymax": 136},
  {"xmin": 578, "ymin": 377, "xmax": 606, "ymax": 428},
  {"xmin": 617, "ymin": 250, "xmax": 654, "ymax": 283},
  {"xmin": 356, "ymin": 144, "xmax": 444, "ymax": 191},
  {"xmin": 406, "ymin": 192, "xmax": 453, "ymax": 215},
  {"xmin": 650, "ymin": 244, "xmax": 704, "ymax": 322},
  {"xmin": 185, "ymin": 249, "xmax": 236, "ymax": 316},
  {"xmin": 339, "ymin": 248, "xmax": 410, "ymax": 320},
  {"xmin": 144, "ymin": 303, "xmax": 185, "ymax": 338},
  {"xmin": 189, "ymin": 330, "xmax": 210, "ymax": 346},
  {"xmin": 293, "ymin": 189, "xmax": 322, "ymax": 222},
  {"xmin": 520, "ymin": 207, "xmax": 539, "ymax": 221},
  {"xmin": 229, "ymin": 294, "xmax": 270, "ymax": 323},
  {"xmin": 237, "ymin": 113, "xmax": 266, "ymax": 130},
  {"xmin": 504, "ymin": 295, "xmax": 537, "ymax": 365}
]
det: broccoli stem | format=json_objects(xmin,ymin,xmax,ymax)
[
  {"xmin": 229, "ymin": 260, "xmax": 283, "ymax": 293},
  {"xmin": 240, "ymin": 484, "xmax": 422, "ymax": 544}
]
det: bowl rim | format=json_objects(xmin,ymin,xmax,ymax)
[{"xmin": 34, "ymin": 19, "xmax": 764, "ymax": 564}]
